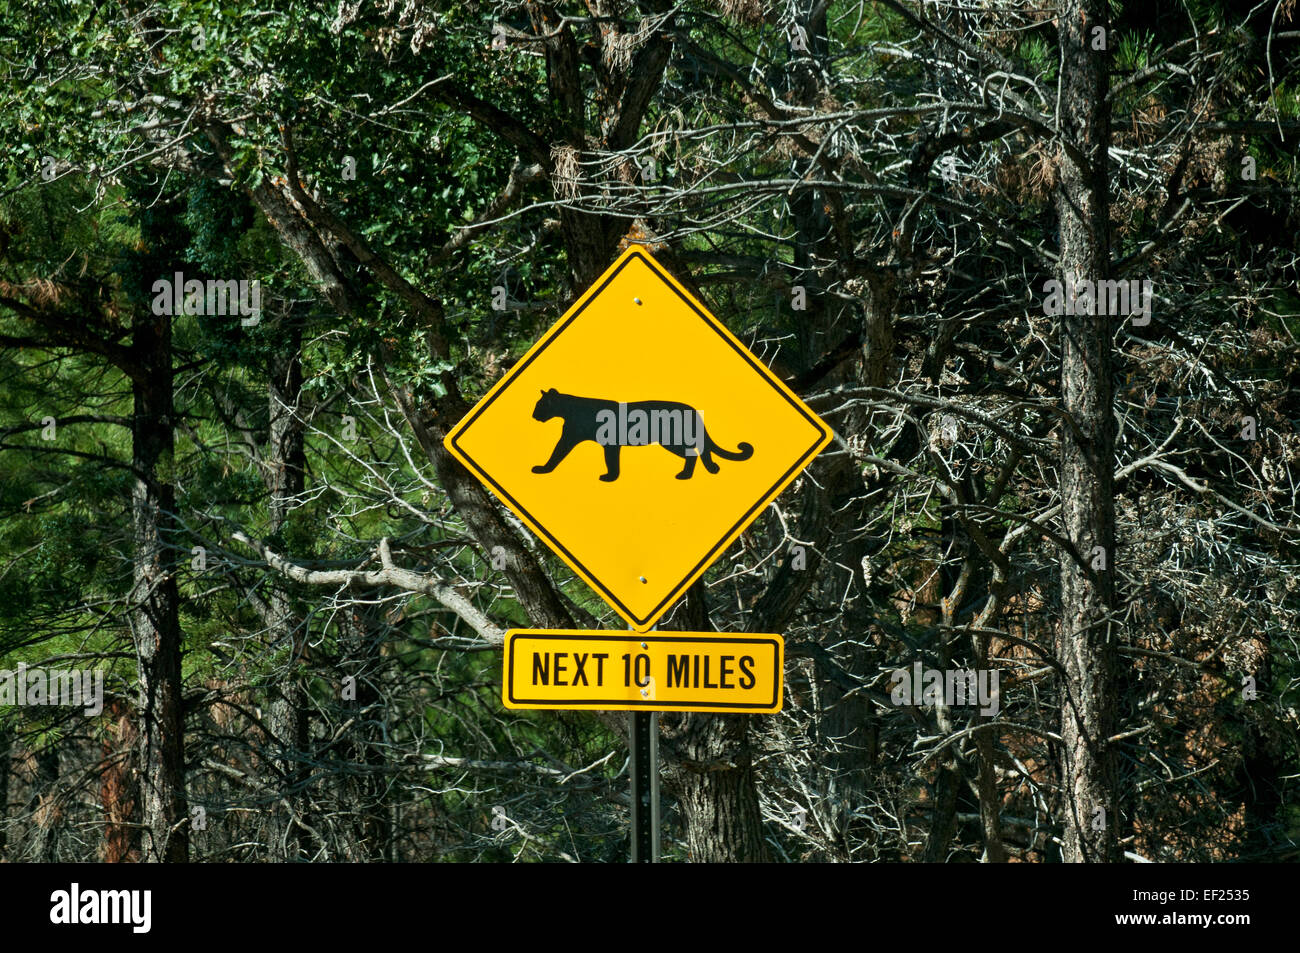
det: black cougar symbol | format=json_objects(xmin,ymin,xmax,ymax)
[{"xmin": 530, "ymin": 388, "xmax": 753, "ymax": 482}]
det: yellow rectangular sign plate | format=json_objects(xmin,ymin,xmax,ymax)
[{"xmin": 503, "ymin": 630, "xmax": 783, "ymax": 713}]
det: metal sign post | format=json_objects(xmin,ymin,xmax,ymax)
[
  {"xmin": 629, "ymin": 710, "xmax": 660, "ymax": 863},
  {"xmin": 629, "ymin": 626, "xmax": 659, "ymax": 863}
]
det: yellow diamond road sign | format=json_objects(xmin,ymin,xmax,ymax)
[{"xmin": 445, "ymin": 245, "xmax": 833, "ymax": 631}]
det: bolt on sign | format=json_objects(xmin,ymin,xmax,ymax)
[
  {"xmin": 503, "ymin": 630, "xmax": 784, "ymax": 714},
  {"xmin": 444, "ymin": 245, "xmax": 833, "ymax": 631}
]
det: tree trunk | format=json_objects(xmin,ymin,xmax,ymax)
[
  {"xmin": 335, "ymin": 608, "xmax": 392, "ymax": 861},
  {"xmin": 266, "ymin": 326, "xmax": 311, "ymax": 862},
  {"xmin": 31, "ymin": 742, "xmax": 61, "ymax": 862},
  {"xmin": 1054, "ymin": 0, "xmax": 1120, "ymax": 863},
  {"xmin": 666, "ymin": 712, "xmax": 770, "ymax": 862},
  {"xmin": 660, "ymin": 583, "xmax": 769, "ymax": 862},
  {"xmin": 131, "ymin": 268, "xmax": 189, "ymax": 863},
  {"xmin": 100, "ymin": 698, "xmax": 141, "ymax": 862}
]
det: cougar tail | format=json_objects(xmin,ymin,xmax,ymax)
[{"xmin": 710, "ymin": 440, "xmax": 753, "ymax": 461}]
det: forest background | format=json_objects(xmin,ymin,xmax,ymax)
[{"xmin": 1, "ymin": 0, "xmax": 1298, "ymax": 863}]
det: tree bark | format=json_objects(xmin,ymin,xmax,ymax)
[
  {"xmin": 660, "ymin": 583, "xmax": 769, "ymax": 862},
  {"xmin": 100, "ymin": 698, "xmax": 141, "ymax": 862},
  {"xmin": 666, "ymin": 712, "xmax": 770, "ymax": 862},
  {"xmin": 1054, "ymin": 0, "xmax": 1120, "ymax": 863},
  {"xmin": 131, "ymin": 254, "xmax": 189, "ymax": 863}
]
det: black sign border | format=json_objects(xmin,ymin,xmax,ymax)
[{"xmin": 506, "ymin": 632, "xmax": 783, "ymax": 710}]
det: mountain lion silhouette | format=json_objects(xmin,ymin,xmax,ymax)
[{"xmin": 530, "ymin": 388, "xmax": 753, "ymax": 482}]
